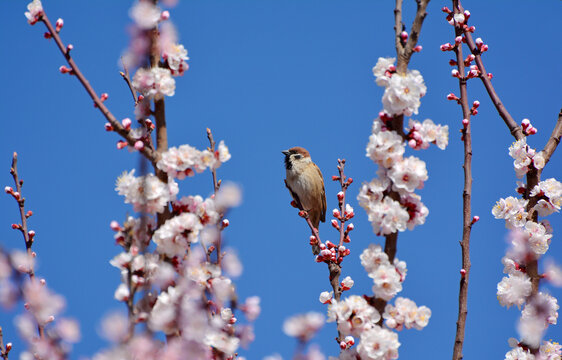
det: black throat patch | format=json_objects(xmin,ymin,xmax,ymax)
[{"xmin": 284, "ymin": 155, "xmax": 292, "ymax": 170}]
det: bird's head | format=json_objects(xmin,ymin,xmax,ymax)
[{"xmin": 282, "ymin": 146, "xmax": 311, "ymax": 170}]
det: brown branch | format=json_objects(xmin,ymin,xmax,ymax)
[
  {"xmin": 394, "ymin": 0, "xmax": 404, "ymax": 59},
  {"xmin": 450, "ymin": 3, "xmax": 473, "ymax": 359},
  {"xmin": 452, "ymin": 2, "xmax": 523, "ymax": 141},
  {"xmin": 119, "ymin": 59, "xmax": 139, "ymax": 106},
  {"xmin": 38, "ymin": 13, "xmax": 160, "ymax": 165},
  {"xmin": 396, "ymin": 0, "xmax": 431, "ymax": 74},
  {"xmin": 207, "ymin": 128, "xmax": 224, "ymax": 266},
  {"xmin": 8, "ymin": 154, "xmax": 45, "ymax": 340},
  {"xmin": 539, "ymin": 109, "xmax": 562, "ymax": 173},
  {"xmin": 0, "ymin": 326, "xmax": 10, "ymax": 360}
]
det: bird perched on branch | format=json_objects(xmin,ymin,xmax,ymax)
[{"xmin": 283, "ymin": 147, "xmax": 326, "ymax": 233}]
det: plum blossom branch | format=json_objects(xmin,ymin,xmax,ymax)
[
  {"xmin": 36, "ymin": 11, "xmax": 160, "ymax": 165},
  {"xmin": 0, "ymin": 326, "xmax": 11, "ymax": 360},
  {"xmin": 7, "ymin": 153, "xmax": 35, "ymax": 280},
  {"xmin": 395, "ymin": 0, "xmax": 430, "ymax": 74},
  {"xmin": 449, "ymin": 1, "xmax": 523, "ymax": 141},
  {"xmin": 448, "ymin": 3, "xmax": 475, "ymax": 358}
]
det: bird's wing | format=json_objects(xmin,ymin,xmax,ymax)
[{"xmin": 314, "ymin": 163, "xmax": 327, "ymax": 223}]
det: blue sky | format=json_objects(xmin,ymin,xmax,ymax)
[{"xmin": 1, "ymin": 0, "xmax": 561, "ymax": 359}]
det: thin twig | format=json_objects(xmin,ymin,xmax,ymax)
[
  {"xmin": 119, "ymin": 58, "xmax": 139, "ymax": 105},
  {"xmin": 0, "ymin": 326, "xmax": 9, "ymax": 360},
  {"xmin": 8, "ymin": 154, "xmax": 45, "ymax": 340},
  {"xmin": 38, "ymin": 13, "xmax": 160, "ymax": 165},
  {"xmin": 207, "ymin": 128, "xmax": 224, "ymax": 266},
  {"xmin": 450, "ymin": 3, "xmax": 473, "ymax": 359}
]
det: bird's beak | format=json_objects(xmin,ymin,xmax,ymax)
[{"xmin": 282, "ymin": 150, "xmax": 290, "ymax": 156}]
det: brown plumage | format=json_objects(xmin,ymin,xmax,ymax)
[{"xmin": 283, "ymin": 146, "xmax": 327, "ymax": 236}]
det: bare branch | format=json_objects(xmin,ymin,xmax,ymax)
[{"xmin": 38, "ymin": 13, "xmax": 160, "ymax": 165}]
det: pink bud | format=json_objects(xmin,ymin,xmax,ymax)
[
  {"xmin": 59, "ymin": 65, "xmax": 72, "ymax": 74},
  {"xmin": 331, "ymin": 219, "xmax": 339, "ymax": 230},
  {"xmin": 43, "ymin": 32, "xmax": 52, "ymax": 39},
  {"xmin": 340, "ymin": 341, "xmax": 347, "ymax": 350},
  {"xmin": 408, "ymin": 139, "xmax": 417, "ymax": 148},
  {"xmin": 13, "ymin": 192, "xmax": 20, "ymax": 200},
  {"xmin": 480, "ymin": 44, "xmax": 489, "ymax": 52},
  {"xmin": 471, "ymin": 109, "xmax": 478, "ymax": 115},
  {"xmin": 66, "ymin": 44, "xmax": 73, "ymax": 52},
  {"xmin": 400, "ymin": 31, "xmax": 408, "ymax": 41},
  {"xmin": 55, "ymin": 18, "xmax": 64, "ymax": 32},
  {"xmin": 462, "ymin": 119, "xmax": 469, "ymax": 127},
  {"xmin": 332, "ymin": 209, "xmax": 341, "ymax": 218},
  {"xmin": 413, "ymin": 45, "xmax": 422, "ymax": 52},
  {"xmin": 331, "ymin": 175, "xmax": 340, "ymax": 181},
  {"xmin": 455, "ymin": 36, "xmax": 463, "ymax": 44},
  {"xmin": 441, "ymin": 6, "xmax": 451, "ymax": 13},
  {"xmin": 104, "ymin": 122, "xmax": 113, "ymax": 131},
  {"xmin": 521, "ymin": 118, "xmax": 530, "ymax": 128},
  {"xmin": 472, "ymin": 100, "xmax": 480, "ymax": 108},
  {"xmin": 4, "ymin": 186, "xmax": 13, "ymax": 194},
  {"xmin": 460, "ymin": 268, "xmax": 467, "ymax": 277},
  {"xmin": 447, "ymin": 93, "xmax": 458, "ymax": 101},
  {"xmin": 440, "ymin": 43, "xmax": 452, "ymax": 51},
  {"xmin": 336, "ymin": 191, "xmax": 344, "ymax": 202},
  {"xmin": 100, "ymin": 93, "xmax": 109, "ymax": 102},
  {"xmin": 6, "ymin": 343, "xmax": 12, "ymax": 351},
  {"xmin": 28, "ymin": 230, "xmax": 35, "ymax": 238},
  {"xmin": 309, "ymin": 235, "xmax": 318, "ymax": 245},
  {"xmin": 467, "ymin": 26, "xmax": 476, "ymax": 32},
  {"xmin": 451, "ymin": 69, "xmax": 460, "ymax": 78},
  {"xmin": 346, "ymin": 223, "xmax": 354, "ymax": 232},
  {"xmin": 528, "ymin": 127, "xmax": 537, "ymax": 135},
  {"xmin": 138, "ymin": 94, "xmax": 145, "ymax": 101},
  {"xmin": 472, "ymin": 215, "xmax": 480, "ymax": 224},
  {"xmin": 388, "ymin": 65, "xmax": 396, "ymax": 72},
  {"xmin": 319, "ymin": 243, "xmax": 326, "ymax": 250},
  {"xmin": 134, "ymin": 140, "xmax": 144, "ymax": 150},
  {"xmin": 26, "ymin": 210, "xmax": 33, "ymax": 218},
  {"xmin": 475, "ymin": 38, "xmax": 483, "ymax": 47},
  {"xmin": 122, "ymin": 118, "xmax": 132, "ymax": 129},
  {"xmin": 39, "ymin": 278, "xmax": 46, "ymax": 285},
  {"xmin": 11, "ymin": 224, "xmax": 20, "ymax": 230},
  {"xmin": 463, "ymin": 10, "xmax": 471, "ymax": 19},
  {"xmin": 326, "ymin": 241, "xmax": 335, "ymax": 249},
  {"xmin": 161, "ymin": 10, "xmax": 170, "ymax": 20},
  {"xmin": 487, "ymin": 73, "xmax": 493, "ymax": 79},
  {"xmin": 346, "ymin": 177, "xmax": 353, "ymax": 185},
  {"xmin": 110, "ymin": 220, "xmax": 121, "ymax": 231},
  {"xmin": 449, "ymin": 59, "xmax": 457, "ymax": 66},
  {"xmin": 117, "ymin": 141, "xmax": 128, "ymax": 150},
  {"xmin": 222, "ymin": 219, "xmax": 230, "ymax": 228}
]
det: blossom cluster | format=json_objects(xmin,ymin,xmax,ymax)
[
  {"xmin": 372, "ymin": 57, "xmax": 427, "ymax": 117},
  {"xmin": 115, "ymin": 169, "xmax": 179, "ymax": 214},
  {"xmin": 492, "ymin": 140, "xmax": 561, "ymax": 355},
  {"xmin": 156, "ymin": 141, "xmax": 231, "ymax": 179},
  {"xmin": 358, "ymin": 113, "xmax": 444, "ymax": 235},
  {"xmin": 509, "ymin": 138, "xmax": 545, "ymax": 178},
  {"xmin": 360, "ymin": 244, "xmax": 406, "ymax": 301},
  {"xmin": 0, "ymin": 248, "xmax": 80, "ymax": 360}
]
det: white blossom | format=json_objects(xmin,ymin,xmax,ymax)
[
  {"xmin": 382, "ymin": 70, "xmax": 426, "ymax": 116},
  {"xmin": 497, "ymin": 273, "xmax": 532, "ymax": 308},
  {"xmin": 283, "ymin": 312, "xmax": 324, "ymax": 342},
  {"xmin": 129, "ymin": 1, "xmax": 161, "ymax": 29}
]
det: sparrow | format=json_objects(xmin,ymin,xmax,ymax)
[{"xmin": 283, "ymin": 146, "xmax": 327, "ymax": 235}]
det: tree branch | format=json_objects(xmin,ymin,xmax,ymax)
[
  {"xmin": 396, "ymin": 0, "xmax": 430, "ymax": 74},
  {"xmin": 450, "ymin": 3, "xmax": 473, "ymax": 359},
  {"xmin": 38, "ymin": 13, "xmax": 160, "ymax": 165}
]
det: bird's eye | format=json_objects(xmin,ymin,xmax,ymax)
[{"xmin": 294, "ymin": 154, "xmax": 302, "ymax": 159}]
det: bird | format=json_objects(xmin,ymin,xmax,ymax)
[{"xmin": 283, "ymin": 147, "xmax": 326, "ymax": 253}]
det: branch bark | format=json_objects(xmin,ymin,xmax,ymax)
[
  {"xmin": 39, "ymin": 13, "xmax": 160, "ymax": 165},
  {"xmin": 450, "ymin": 3, "xmax": 473, "ymax": 359}
]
